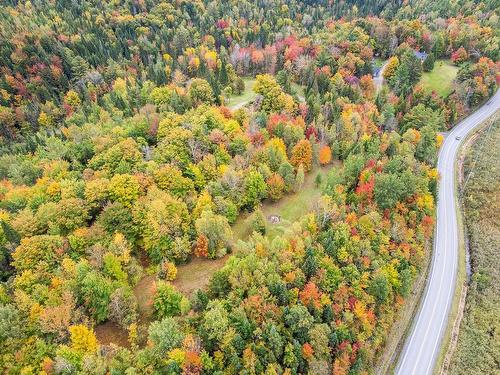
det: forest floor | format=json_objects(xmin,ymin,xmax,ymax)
[{"xmin": 420, "ymin": 60, "xmax": 458, "ymax": 97}]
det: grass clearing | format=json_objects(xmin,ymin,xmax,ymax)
[
  {"xmin": 226, "ymin": 77, "xmax": 257, "ymax": 109},
  {"xmin": 232, "ymin": 163, "xmax": 338, "ymax": 240},
  {"xmin": 420, "ymin": 60, "xmax": 458, "ymax": 97},
  {"xmin": 173, "ymin": 162, "xmax": 339, "ymax": 297}
]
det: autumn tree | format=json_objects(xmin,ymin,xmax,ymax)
[
  {"xmin": 194, "ymin": 234, "xmax": 209, "ymax": 258},
  {"xmin": 195, "ymin": 210, "xmax": 232, "ymax": 258},
  {"xmin": 139, "ymin": 189, "xmax": 191, "ymax": 263},
  {"xmin": 291, "ymin": 139, "xmax": 313, "ymax": 171},
  {"xmin": 109, "ymin": 174, "xmax": 141, "ymax": 207},
  {"xmin": 189, "ymin": 78, "xmax": 214, "ymax": 105},
  {"xmin": 154, "ymin": 164, "xmax": 195, "ymax": 198},
  {"xmin": 267, "ymin": 173, "xmax": 286, "ymax": 201},
  {"xmin": 68, "ymin": 325, "xmax": 98, "ymax": 354},
  {"xmin": 12, "ymin": 235, "xmax": 64, "ymax": 272},
  {"xmin": 254, "ymin": 74, "xmax": 295, "ymax": 113},
  {"xmin": 451, "ymin": 47, "xmax": 468, "ymax": 65},
  {"xmin": 108, "ymin": 287, "xmax": 138, "ymax": 328},
  {"xmin": 318, "ymin": 145, "xmax": 332, "ymax": 165},
  {"xmin": 383, "ymin": 56, "xmax": 399, "ymax": 80}
]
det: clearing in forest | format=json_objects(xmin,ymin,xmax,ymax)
[
  {"xmin": 232, "ymin": 163, "xmax": 336, "ymax": 240},
  {"xmin": 420, "ymin": 60, "xmax": 458, "ymax": 97},
  {"xmin": 175, "ymin": 163, "xmax": 338, "ymax": 295},
  {"xmin": 96, "ymin": 162, "xmax": 339, "ymax": 345},
  {"xmin": 226, "ymin": 77, "xmax": 257, "ymax": 109}
]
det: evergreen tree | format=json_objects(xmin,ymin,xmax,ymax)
[{"xmin": 423, "ymin": 53, "xmax": 435, "ymax": 72}]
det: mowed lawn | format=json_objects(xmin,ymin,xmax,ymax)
[
  {"xmin": 232, "ymin": 163, "xmax": 339, "ymax": 240},
  {"xmin": 226, "ymin": 77, "xmax": 257, "ymax": 109},
  {"xmin": 420, "ymin": 60, "xmax": 458, "ymax": 97}
]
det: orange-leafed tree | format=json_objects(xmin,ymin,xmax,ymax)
[
  {"xmin": 194, "ymin": 234, "xmax": 209, "ymax": 258},
  {"xmin": 318, "ymin": 145, "xmax": 332, "ymax": 165},
  {"xmin": 360, "ymin": 74, "xmax": 375, "ymax": 99},
  {"xmin": 302, "ymin": 343, "xmax": 314, "ymax": 361},
  {"xmin": 299, "ymin": 281, "xmax": 321, "ymax": 310},
  {"xmin": 267, "ymin": 173, "xmax": 285, "ymax": 201},
  {"xmin": 332, "ymin": 351, "xmax": 351, "ymax": 375},
  {"xmin": 291, "ymin": 139, "xmax": 313, "ymax": 171}
]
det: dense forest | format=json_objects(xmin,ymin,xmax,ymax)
[{"xmin": 0, "ymin": 0, "xmax": 498, "ymax": 374}]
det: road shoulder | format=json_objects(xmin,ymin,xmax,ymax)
[{"xmin": 434, "ymin": 113, "xmax": 498, "ymax": 375}]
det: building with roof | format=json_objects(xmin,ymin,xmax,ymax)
[{"xmin": 414, "ymin": 50, "xmax": 428, "ymax": 61}]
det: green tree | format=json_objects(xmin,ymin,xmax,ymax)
[
  {"xmin": 202, "ymin": 300, "xmax": 230, "ymax": 345},
  {"xmin": 98, "ymin": 202, "xmax": 138, "ymax": 243},
  {"xmin": 54, "ymin": 198, "xmax": 90, "ymax": 235},
  {"xmin": 77, "ymin": 265, "xmax": 114, "ymax": 323},
  {"xmin": 389, "ymin": 50, "xmax": 422, "ymax": 96},
  {"xmin": 294, "ymin": 164, "xmax": 305, "ymax": 193},
  {"xmin": 284, "ymin": 305, "xmax": 314, "ymax": 343},
  {"xmin": 148, "ymin": 317, "xmax": 184, "ymax": 355},
  {"xmin": 368, "ymin": 274, "xmax": 391, "ymax": 304},
  {"xmin": 195, "ymin": 210, "xmax": 233, "ymax": 259},
  {"xmin": 423, "ymin": 53, "xmax": 435, "ymax": 72},
  {"xmin": 243, "ymin": 170, "xmax": 268, "ymax": 208},
  {"xmin": 252, "ymin": 209, "xmax": 267, "ymax": 235},
  {"xmin": 189, "ymin": 79, "xmax": 214, "ymax": 105},
  {"xmin": 401, "ymin": 103, "xmax": 444, "ymax": 133},
  {"xmin": 374, "ymin": 171, "xmax": 417, "ymax": 209},
  {"xmin": 154, "ymin": 281, "xmax": 189, "ymax": 318},
  {"xmin": 278, "ymin": 162, "xmax": 296, "ymax": 192},
  {"xmin": 416, "ymin": 125, "xmax": 439, "ymax": 165}
]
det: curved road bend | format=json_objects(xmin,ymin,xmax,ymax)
[{"xmin": 396, "ymin": 89, "xmax": 500, "ymax": 375}]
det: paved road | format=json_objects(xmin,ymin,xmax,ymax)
[{"xmin": 396, "ymin": 90, "xmax": 500, "ymax": 375}]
